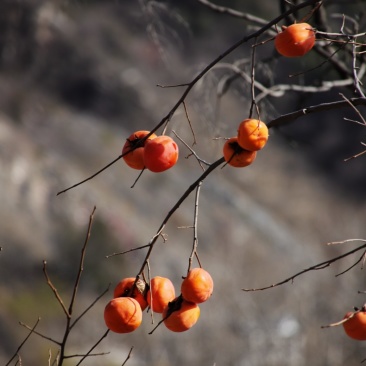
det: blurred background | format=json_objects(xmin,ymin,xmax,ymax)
[{"xmin": 0, "ymin": 0, "xmax": 366, "ymax": 365}]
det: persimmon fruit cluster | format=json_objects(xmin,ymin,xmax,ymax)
[
  {"xmin": 162, "ymin": 267, "xmax": 213, "ymax": 333},
  {"xmin": 122, "ymin": 130, "xmax": 178, "ymax": 172},
  {"xmin": 104, "ymin": 269, "xmax": 213, "ymax": 334},
  {"xmin": 223, "ymin": 118, "xmax": 269, "ymax": 168},
  {"xmin": 275, "ymin": 23, "xmax": 315, "ymax": 57}
]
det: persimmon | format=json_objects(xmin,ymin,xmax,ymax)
[
  {"xmin": 237, "ymin": 119, "xmax": 269, "ymax": 151},
  {"xmin": 275, "ymin": 23, "xmax": 315, "ymax": 57},
  {"xmin": 163, "ymin": 296, "xmax": 200, "ymax": 332},
  {"xmin": 181, "ymin": 268, "xmax": 213, "ymax": 304},
  {"xmin": 122, "ymin": 130, "xmax": 157, "ymax": 170},
  {"xmin": 104, "ymin": 297, "xmax": 142, "ymax": 333},
  {"xmin": 143, "ymin": 135, "xmax": 179, "ymax": 172},
  {"xmin": 223, "ymin": 137, "xmax": 257, "ymax": 168},
  {"xmin": 147, "ymin": 276, "xmax": 176, "ymax": 313},
  {"xmin": 343, "ymin": 309, "xmax": 366, "ymax": 340},
  {"xmin": 113, "ymin": 277, "xmax": 148, "ymax": 311}
]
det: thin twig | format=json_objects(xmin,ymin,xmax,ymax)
[
  {"xmin": 197, "ymin": 0, "xmax": 271, "ymax": 28},
  {"xmin": 267, "ymin": 97, "xmax": 366, "ymax": 128},
  {"xmin": 344, "ymin": 143, "xmax": 366, "ymax": 162},
  {"xmin": 63, "ymin": 352, "xmax": 110, "ymax": 359},
  {"xmin": 105, "ymin": 243, "xmax": 152, "ymax": 258},
  {"xmin": 172, "ymin": 130, "xmax": 210, "ymax": 170},
  {"xmin": 321, "ymin": 310, "xmax": 359, "ymax": 328},
  {"xmin": 327, "ymin": 238, "xmax": 366, "ymax": 245},
  {"xmin": 335, "ymin": 251, "xmax": 366, "ymax": 277},
  {"xmin": 18, "ymin": 322, "xmax": 61, "ymax": 345},
  {"xmin": 69, "ymin": 206, "xmax": 97, "ymax": 316},
  {"xmin": 187, "ymin": 182, "xmax": 202, "ymax": 274},
  {"xmin": 75, "ymin": 329, "xmax": 110, "ymax": 366},
  {"xmin": 43, "ymin": 260, "xmax": 70, "ymax": 318},
  {"xmin": 57, "ymin": 155, "xmax": 122, "ymax": 195},
  {"xmin": 243, "ymin": 242, "xmax": 366, "ymax": 291},
  {"xmin": 122, "ymin": 346, "xmax": 134, "ymax": 366},
  {"xmin": 339, "ymin": 93, "xmax": 366, "ymax": 125},
  {"xmin": 182, "ymin": 101, "xmax": 197, "ymax": 145},
  {"xmin": 6, "ymin": 318, "xmax": 41, "ymax": 366},
  {"xmin": 249, "ymin": 37, "xmax": 258, "ymax": 119},
  {"xmin": 70, "ymin": 284, "xmax": 110, "ymax": 330},
  {"xmin": 146, "ymin": 259, "xmax": 156, "ymax": 324}
]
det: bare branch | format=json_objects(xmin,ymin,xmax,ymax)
[
  {"xmin": 43, "ymin": 260, "xmax": 70, "ymax": 318},
  {"xmin": 75, "ymin": 329, "xmax": 110, "ymax": 366},
  {"xmin": 18, "ymin": 321, "xmax": 61, "ymax": 346},
  {"xmin": 122, "ymin": 346, "xmax": 134, "ymax": 366},
  {"xmin": 70, "ymin": 284, "xmax": 110, "ymax": 330},
  {"xmin": 6, "ymin": 318, "xmax": 41, "ymax": 366},
  {"xmin": 182, "ymin": 101, "xmax": 197, "ymax": 146},
  {"xmin": 243, "ymin": 242, "xmax": 366, "ymax": 291},
  {"xmin": 106, "ymin": 243, "xmax": 152, "ymax": 258},
  {"xmin": 267, "ymin": 97, "xmax": 366, "ymax": 128},
  {"xmin": 57, "ymin": 155, "xmax": 122, "ymax": 195},
  {"xmin": 69, "ymin": 206, "xmax": 97, "ymax": 316},
  {"xmin": 187, "ymin": 182, "xmax": 202, "ymax": 273},
  {"xmin": 136, "ymin": 157, "xmax": 225, "ymax": 277},
  {"xmin": 172, "ymin": 130, "xmax": 210, "ymax": 170},
  {"xmin": 321, "ymin": 309, "xmax": 361, "ymax": 329},
  {"xmin": 197, "ymin": 0, "xmax": 271, "ymax": 28},
  {"xmin": 339, "ymin": 93, "xmax": 366, "ymax": 125}
]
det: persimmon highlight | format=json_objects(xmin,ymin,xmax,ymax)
[
  {"xmin": 104, "ymin": 297, "xmax": 142, "ymax": 333},
  {"xmin": 147, "ymin": 276, "xmax": 176, "ymax": 313},
  {"xmin": 113, "ymin": 277, "xmax": 148, "ymax": 311},
  {"xmin": 143, "ymin": 135, "xmax": 179, "ymax": 172},
  {"xmin": 223, "ymin": 137, "xmax": 257, "ymax": 168},
  {"xmin": 122, "ymin": 130, "xmax": 157, "ymax": 170},
  {"xmin": 181, "ymin": 267, "xmax": 214, "ymax": 304},
  {"xmin": 275, "ymin": 23, "xmax": 315, "ymax": 57},
  {"xmin": 237, "ymin": 119, "xmax": 269, "ymax": 152}
]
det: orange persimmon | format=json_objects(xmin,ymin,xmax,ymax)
[
  {"xmin": 163, "ymin": 296, "xmax": 200, "ymax": 332},
  {"xmin": 113, "ymin": 277, "xmax": 148, "ymax": 311},
  {"xmin": 147, "ymin": 276, "xmax": 176, "ymax": 313},
  {"xmin": 181, "ymin": 268, "xmax": 213, "ymax": 304},
  {"xmin": 143, "ymin": 135, "xmax": 179, "ymax": 172},
  {"xmin": 237, "ymin": 119, "xmax": 269, "ymax": 151},
  {"xmin": 223, "ymin": 137, "xmax": 257, "ymax": 168},
  {"xmin": 104, "ymin": 297, "xmax": 142, "ymax": 333},
  {"xmin": 122, "ymin": 130, "xmax": 157, "ymax": 170},
  {"xmin": 275, "ymin": 23, "xmax": 315, "ymax": 57},
  {"xmin": 343, "ymin": 309, "xmax": 366, "ymax": 340}
]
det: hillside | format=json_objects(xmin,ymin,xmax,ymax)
[{"xmin": 1, "ymin": 1, "xmax": 366, "ymax": 365}]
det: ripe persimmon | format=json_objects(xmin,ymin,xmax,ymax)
[
  {"xmin": 104, "ymin": 297, "xmax": 142, "ymax": 333},
  {"xmin": 122, "ymin": 130, "xmax": 157, "ymax": 170},
  {"xmin": 343, "ymin": 309, "xmax": 366, "ymax": 340},
  {"xmin": 113, "ymin": 277, "xmax": 148, "ymax": 311},
  {"xmin": 275, "ymin": 23, "xmax": 315, "ymax": 57},
  {"xmin": 181, "ymin": 268, "xmax": 213, "ymax": 304},
  {"xmin": 223, "ymin": 137, "xmax": 257, "ymax": 168},
  {"xmin": 163, "ymin": 296, "xmax": 200, "ymax": 332},
  {"xmin": 147, "ymin": 276, "xmax": 176, "ymax": 313},
  {"xmin": 237, "ymin": 119, "xmax": 269, "ymax": 152},
  {"xmin": 143, "ymin": 135, "xmax": 179, "ymax": 172}
]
